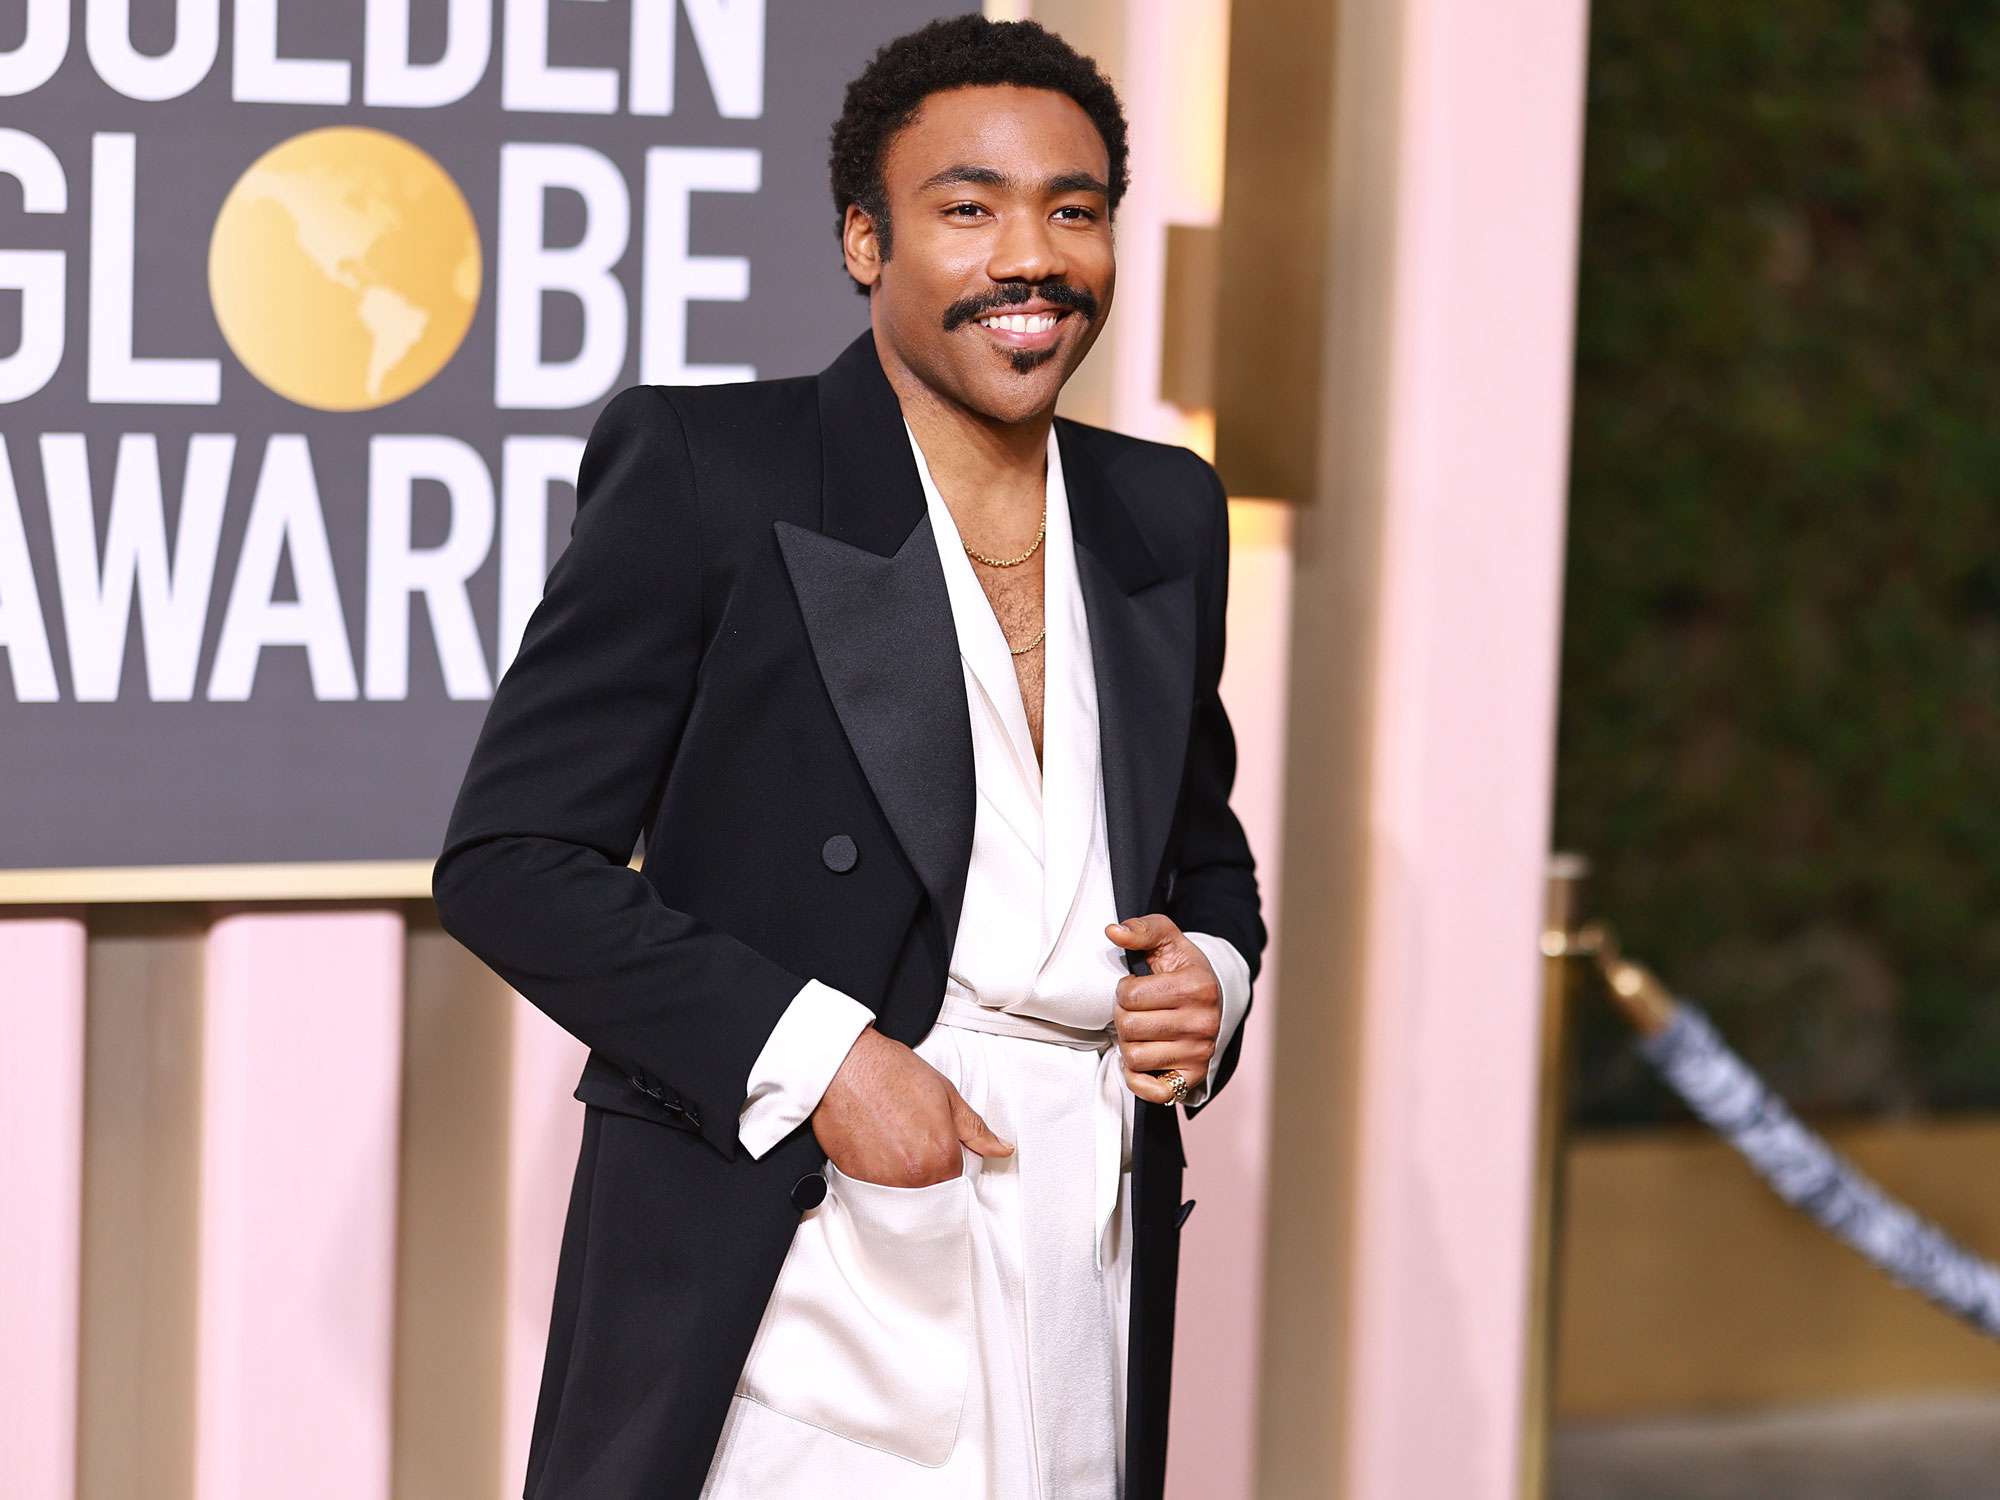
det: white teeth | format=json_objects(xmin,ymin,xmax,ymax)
[{"xmin": 978, "ymin": 312, "xmax": 1059, "ymax": 333}]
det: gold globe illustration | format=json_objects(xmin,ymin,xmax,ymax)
[{"xmin": 209, "ymin": 126, "xmax": 481, "ymax": 411}]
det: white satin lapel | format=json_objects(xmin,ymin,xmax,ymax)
[
  {"xmin": 903, "ymin": 422, "xmax": 1044, "ymax": 856},
  {"xmin": 1034, "ymin": 425, "xmax": 1099, "ymax": 977}
]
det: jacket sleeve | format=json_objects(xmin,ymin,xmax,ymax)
[
  {"xmin": 431, "ymin": 383, "xmax": 809, "ymax": 1163},
  {"xmin": 1167, "ymin": 453, "xmax": 1269, "ymax": 1118}
]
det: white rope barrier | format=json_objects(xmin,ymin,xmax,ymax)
[{"xmin": 1639, "ymin": 999, "xmax": 2000, "ymax": 1339}]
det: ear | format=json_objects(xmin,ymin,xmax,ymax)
[{"xmin": 841, "ymin": 203, "xmax": 883, "ymax": 290}]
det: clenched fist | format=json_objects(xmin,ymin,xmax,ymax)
[{"xmin": 1105, "ymin": 913, "xmax": 1221, "ymax": 1105}]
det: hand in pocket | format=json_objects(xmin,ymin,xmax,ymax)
[{"xmin": 812, "ymin": 1025, "xmax": 1012, "ymax": 1186}]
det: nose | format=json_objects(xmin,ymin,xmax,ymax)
[{"xmin": 985, "ymin": 207, "xmax": 1066, "ymax": 287}]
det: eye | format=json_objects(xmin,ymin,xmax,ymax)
[
  {"xmin": 1054, "ymin": 205, "xmax": 1099, "ymax": 222},
  {"xmin": 946, "ymin": 202, "xmax": 989, "ymax": 218}
]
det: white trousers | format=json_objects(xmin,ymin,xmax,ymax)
[{"xmin": 699, "ymin": 994, "xmax": 1137, "ymax": 1499}]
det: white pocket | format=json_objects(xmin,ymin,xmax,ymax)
[{"xmin": 734, "ymin": 1155, "xmax": 974, "ymax": 1466}]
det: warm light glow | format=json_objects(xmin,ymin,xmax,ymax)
[
  {"xmin": 1227, "ymin": 497, "xmax": 1294, "ymax": 551},
  {"xmin": 1161, "ymin": 0, "xmax": 1230, "ymax": 223},
  {"xmin": 1175, "ymin": 406, "xmax": 1217, "ymax": 462}
]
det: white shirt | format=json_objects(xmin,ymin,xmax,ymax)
[{"xmin": 736, "ymin": 422, "xmax": 1250, "ymax": 1159}]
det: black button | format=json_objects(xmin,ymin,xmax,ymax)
[
  {"xmin": 821, "ymin": 834, "xmax": 858, "ymax": 873},
  {"xmin": 1175, "ymin": 1197, "xmax": 1197, "ymax": 1229},
  {"xmin": 791, "ymin": 1172, "xmax": 828, "ymax": 1212}
]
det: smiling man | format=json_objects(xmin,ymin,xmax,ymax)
[{"xmin": 433, "ymin": 16, "xmax": 1265, "ymax": 1500}]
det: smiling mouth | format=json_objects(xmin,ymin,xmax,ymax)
[{"xmin": 972, "ymin": 309, "xmax": 1071, "ymax": 349}]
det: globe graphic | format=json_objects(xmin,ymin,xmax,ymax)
[{"xmin": 208, "ymin": 126, "xmax": 481, "ymax": 411}]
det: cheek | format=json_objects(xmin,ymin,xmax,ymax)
[
  {"xmin": 1088, "ymin": 251, "xmax": 1117, "ymax": 305},
  {"xmin": 900, "ymin": 218, "xmax": 986, "ymax": 274}
]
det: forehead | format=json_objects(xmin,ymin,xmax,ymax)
[{"xmin": 882, "ymin": 83, "xmax": 1109, "ymax": 190}]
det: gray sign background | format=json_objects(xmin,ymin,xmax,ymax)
[{"xmin": 1, "ymin": 1, "xmax": 968, "ymax": 881}]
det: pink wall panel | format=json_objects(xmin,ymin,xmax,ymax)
[
  {"xmin": 1, "ymin": 912, "xmax": 88, "ymax": 1500},
  {"xmin": 1171, "ymin": 505, "xmax": 1293, "ymax": 1500},
  {"xmin": 1339, "ymin": 0, "xmax": 1590, "ymax": 1495},
  {"xmin": 196, "ymin": 910, "xmax": 406, "ymax": 1500}
]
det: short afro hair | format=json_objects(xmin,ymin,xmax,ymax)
[{"xmin": 828, "ymin": 16, "xmax": 1131, "ymax": 294}]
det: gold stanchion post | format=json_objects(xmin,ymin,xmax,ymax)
[{"xmin": 1520, "ymin": 852, "xmax": 1589, "ymax": 1499}]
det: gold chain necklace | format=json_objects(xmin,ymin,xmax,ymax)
[
  {"xmin": 1005, "ymin": 624, "xmax": 1046, "ymax": 656},
  {"xmin": 963, "ymin": 506, "xmax": 1047, "ymax": 568},
  {"xmin": 963, "ymin": 506, "xmax": 1046, "ymax": 653}
]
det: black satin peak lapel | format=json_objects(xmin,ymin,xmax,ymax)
[
  {"xmin": 1058, "ymin": 422, "xmax": 1195, "ymax": 924},
  {"xmin": 775, "ymin": 514, "xmax": 975, "ymax": 959},
  {"xmin": 783, "ymin": 329, "xmax": 1196, "ymax": 970},
  {"xmin": 781, "ymin": 329, "xmax": 975, "ymax": 959}
]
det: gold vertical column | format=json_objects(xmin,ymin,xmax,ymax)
[
  {"xmin": 1520, "ymin": 856, "xmax": 1589, "ymax": 1499},
  {"xmin": 78, "ymin": 908, "xmax": 206, "ymax": 1500},
  {"xmin": 393, "ymin": 905, "xmax": 514, "ymax": 1500},
  {"xmin": 1219, "ymin": 0, "xmax": 1399, "ymax": 1494}
]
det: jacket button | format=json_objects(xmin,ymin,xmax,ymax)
[
  {"xmin": 821, "ymin": 834, "xmax": 858, "ymax": 873},
  {"xmin": 791, "ymin": 1172, "xmax": 828, "ymax": 1212},
  {"xmin": 1175, "ymin": 1197, "xmax": 1198, "ymax": 1229}
]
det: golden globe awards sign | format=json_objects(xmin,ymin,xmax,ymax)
[{"xmin": 0, "ymin": 0, "xmax": 965, "ymax": 898}]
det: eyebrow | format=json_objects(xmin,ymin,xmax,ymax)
[{"xmin": 914, "ymin": 164, "xmax": 1110, "ymax": 198}]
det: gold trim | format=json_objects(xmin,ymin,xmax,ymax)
[
  {"xmin": 1160, "ymin": 223, "xmax": 1219, "ymax": 412},
  {"xmin": 1520, "ymin": 853, "xmax": 1589, "ymax": 1500},
  {"xmin": 0, "ymin": 852, "xmax": 647, "ymax": 906},
  {"xmin": 0, "ymin": 861, "xmax": 439, "ymax": 905},
  {"xmin": 1227, "ymin": 496, "xmax": 1296, "ymax": 551}
]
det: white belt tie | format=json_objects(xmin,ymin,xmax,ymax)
[
  {"xmin": 933, "ymin": 987, "xmax": 1128, "ymax": 1500},
  {"xmin": 934, "ymin": 987, "xmax": 1129, "ymax": 1274}
]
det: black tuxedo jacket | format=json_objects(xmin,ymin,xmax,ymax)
[{"xmin": 433, "ymin": 327, "xmax": 1266, "ymax": 1499}]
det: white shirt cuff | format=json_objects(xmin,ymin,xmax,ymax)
[
  {"xmin": 1180, "ymin": 930, "xmax": 1252, "ymax": 1108},
  {"xmin": 737, "ymin": 978, "xmax": 875, "ymax": 1160}
]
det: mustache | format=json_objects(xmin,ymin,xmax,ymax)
[{"xmin": 941, "ymin": 281, "xmax": 1098, "ymax": 333}]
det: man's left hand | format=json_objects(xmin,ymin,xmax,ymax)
[{"xmin": 1105, "ymin": 913, "xmax": 1221, "ymax": 1105}]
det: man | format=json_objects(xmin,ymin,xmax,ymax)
[{"xmin": 432, "ymin": 16, "xmax": 1265, "ymax": 1500}]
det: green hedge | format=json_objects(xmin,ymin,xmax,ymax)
[{"xmin": 1556, "ymin": 3, "xmax": 2000, "ymax": 1125}]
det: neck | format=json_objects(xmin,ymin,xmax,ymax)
[{"xmin": 874, "ymin": 329, "xmax": 1053, "ymax": 518}]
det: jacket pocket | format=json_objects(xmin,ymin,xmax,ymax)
[{"xmin": 733, "ymin": 1158, "xmax": 973, "ymax": 1466}]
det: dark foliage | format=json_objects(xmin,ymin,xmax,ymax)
[{"xmin": 1559, "ymin": 2, "xmax": 2000, "ymax": 1125}]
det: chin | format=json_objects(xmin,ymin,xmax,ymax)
[
  {"xmin": 961, "ymin": 359, "xmax": 1069, "ymax": 423},
  {"xmin": 967, "ymin": 385, "xmax": 1059, "ymax": 425}
]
